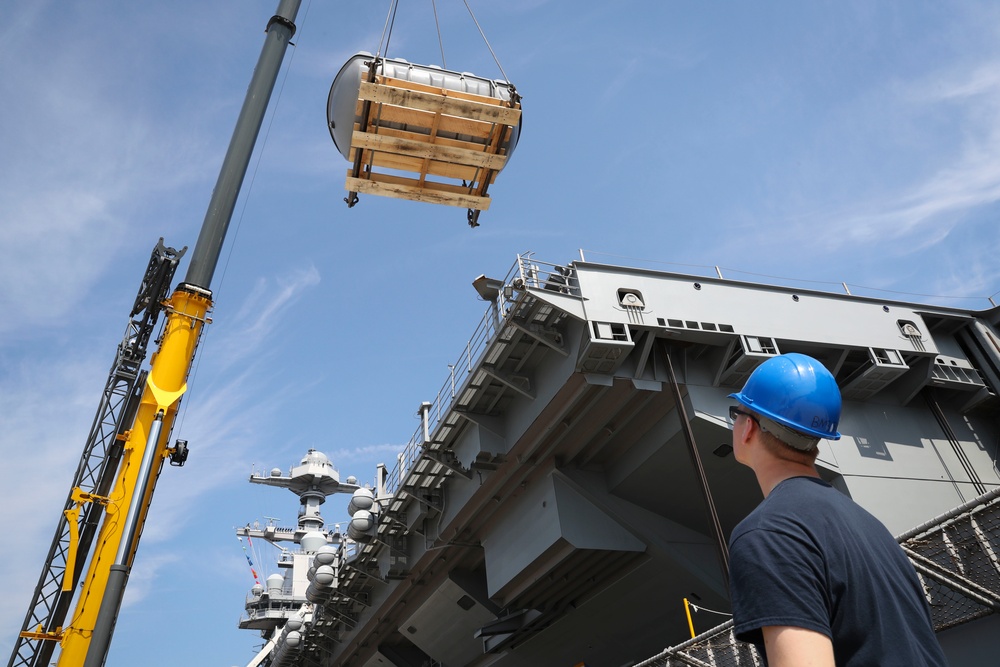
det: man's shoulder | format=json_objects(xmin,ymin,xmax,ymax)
[{"xmin": 730, "ymin": 477, "xmax": 837, "ymax": 545}]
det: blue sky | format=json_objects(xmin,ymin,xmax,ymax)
[{"xmin": 3, "ymin": 1, "xmax": 1000, "ymax": 665}]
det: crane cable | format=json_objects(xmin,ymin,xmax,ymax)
[
  {"xmin": 461, "ymin": 0, "xmax": 511, "ymax": 85},
  {"xmin": 432, "ymin": 0, "xmax": 447, "ymax": 69},
  {"xmin": 175, "ymin": 0, "xmax": 313, "ymax": 438},
  {"xmin": 375, "ymin": 0, "xmax": 400, "ymax": 61},
  {"xmin": 377, "ymin": 0, "xmax": 511, "ymax": 86}
]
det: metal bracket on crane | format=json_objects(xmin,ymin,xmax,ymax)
[
  {"xmin": 18, "ymin": 626, "xmax": 63, "ymax": 643},
  {"xmin": 62, "ymin": 488, "xmax": 111, "ymax": 592}
]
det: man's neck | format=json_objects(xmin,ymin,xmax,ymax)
[{"xmin": 755, "ymin": 459, "xmax": 820, "ymax": 497}]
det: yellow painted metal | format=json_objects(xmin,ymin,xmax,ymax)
[
  {"xmin": 62, "ymin": 506, "xmax": 80, "ymax": 594},
  {"xmin": 63, "ymin": 489, "xmax": 110, "ymax": 592},
  {"xmin": 20, "ymin": 625, "xmax": 63, "ymax": 642},
  {"xmin": 684, "ymin": 597, "xmax": 696, "ymax": 639},
  {"xmin": 57, "ymin": 288, "xmax": 211, "ymax": 667}
]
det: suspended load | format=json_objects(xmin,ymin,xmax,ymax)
[{"xmin": 327, "ymin": 52, "xmax": 522, "ymax": 226}]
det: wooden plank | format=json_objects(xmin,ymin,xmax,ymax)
[
  {"xmin": 351, "ymin": 131, "xmax": 508, "ymax": 170},
  {"xmin": 356, "ymin": 123, "xmax": 510, "ymax": 155},
  {"xmin": 349, "ymin": 170, "xmax": 477, "ymax": 196},
  {"xmin": 377, "ymin": 75, "xmax": 518, "ymax": 108},
  {"xmin": 359, "ymin": 81, "xmax": 521, "ymax": 126},
  {"xmin": 418, "ymin": 104, "xmax": 447, "ymax": 186},
  {"xmin": 352, "ymin": 150, "xmax": 499, "ymax": 184},
  {"xmin": 363, "ymin": 104, "xmax": 499, "ymax": 142},
  {"xmin": 467, "ymin": 120, "xmax": 506, "ymax": 198},
  {"xmin": 346, "ymin": 173, "xmax": 492, "ymax": 210},
  {"xmin": 351, "ymin": 149, "xmax": 499, "ymax": 183},
  {"xmin": 348, "ymin": 121, "xmax": 509, "ymax": 182},
  {"xmin": 362, "ymin": 173, "xmax": 484, "ymax": 196}
]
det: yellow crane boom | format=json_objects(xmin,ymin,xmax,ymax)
[{"xmin": 8, "ymin": 2, "xmax": 301, "ymax": 666}]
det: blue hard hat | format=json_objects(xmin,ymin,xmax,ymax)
[{"xmin": 728, "ymin": 353, "xmax": 842, "ymax": 440}]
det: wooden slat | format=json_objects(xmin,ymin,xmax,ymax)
[
  {"xmin": 352, "ymin": 150, "xmax": 499, "ymax": 183},
  {"xmin": 357, "ymin": 123, "xmax": 511, "ymax": 156},
  {"xmin": 348, "ymin": 170, "xmax": 477, "ymax": 196},
  {"xmin": 344, "ymin": 71, "xmax": 517, "ymax": 214},
  {"xmin": 417, "ymin": 103, "xmax": 447, "ymax": 186},
  {"xmin": 348, "ymin": 123, "xmax": 508, "ymax": 182},
  {"xmin": 359, "ymin": 81, "xmax": 521, "ymax": 126},
  {"xmin": 467, "ymin": 114, "xmax": 509, "ymax": 199},
  {"xmin": 346, "ymin": 173, "xmax": 492, "ymax": 210},
  {"xmin": 376, "ymin": 75, "xmax": 516, "ymax": 107},
  {"xmin": 356, "ymin": 100, "xmax": 496, "ymax": 142},
  {"xmin": 364, "ymin": 104, "xmax": 498, "ymax": 142},
  {"xmin": 359, "ymin": 76, "xmax": 520, "ymax": 123},
  {"xmin": 351, "ymin": 131, "xmax": 508, "ymax": 170}
]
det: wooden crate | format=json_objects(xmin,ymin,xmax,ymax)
[{"xmin": 345, "ymin": 72, "xmax": 521, "ymax": 225}]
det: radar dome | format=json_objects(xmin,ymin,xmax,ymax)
[
  {"xmin": 347, "ymin": 488, "xmax": 375, "ymax": 515},
  {"xmin": 301, "ymin": 449, "xmax": 331, "ymax": 466},
  {"xmin": 347, "ymin": 510, "xmax": 376, "ymax": 541},
  {"xmin": 300, "ymin": 530, "xmax": 327, "ymax": 553},
  {"xmin": 314, "ymin": 565, "xmax": 336, "ymax": 586},
  {"xmin": 314, "ymin": 545, "xmax": 337, "ymax": 565}
]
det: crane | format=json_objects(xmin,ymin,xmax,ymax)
[{"xmin": 7, "ymin": 2, "xmax": 302, "ymax": 666}]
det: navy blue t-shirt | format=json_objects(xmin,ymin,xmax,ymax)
[{"xmin": 729, "ymin": 476, "xmax": 947, "ymax": 666}]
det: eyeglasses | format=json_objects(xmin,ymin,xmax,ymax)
[{"xmin": 729, "ymin": 406, "xmax": 760, "ymax": 426}]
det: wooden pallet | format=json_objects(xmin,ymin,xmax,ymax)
[{"xmin": 345, "ymin": 71, "xmax": 521, "ymax": 223}]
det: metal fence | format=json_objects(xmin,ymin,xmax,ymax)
[
  {"xmin": 633, "ymin": 622, "xmax": 760, "ymax": 667},
  {"xmin": 635, "ymin": 486, "xmax": 1000, "ymax": 667},
  {"xmin": 384, "ymin": 253, "xmax": 580, "ymax": 497},
  {"xmin": 901, "ymin": 486, "xmax": 1000, "ymax": 631}
]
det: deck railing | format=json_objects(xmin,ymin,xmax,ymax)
[
  {"xmin": 634, "ymin": 486, "xmax": 1000, "ymax": 666},
  {"xmin": 384, "ymin": 253, "xmax": 580, "ymax": 497}
]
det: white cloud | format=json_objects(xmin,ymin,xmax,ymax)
[
  {"xmin": 0, "ymin": 355, "xmax": 109, "ymax": 639},
  {"xmin": 137, "ymin": 265, "xmax": 323, "ymax": 539},
  {"xmin": 120, "ymin": 552, "xmax": 181, "ymax": 609},
  {"xmin": 786, "ymin": 56, "xmax": 1000, "ymax": 264},
  {"xmin": 325, "ymin": 442, "xmax": 408, "ymax": 466},
  {"xmin": 0, "ymin": 262, "xmax": 321, "ymax": 640},
  {"xmin": 202, "ymin": 265, "xmax": 322, "ymax": 376}
]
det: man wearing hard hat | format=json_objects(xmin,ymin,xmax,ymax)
[{"xmin": 727, "ymin": 353, "xmax": 947, "ymax": 666}]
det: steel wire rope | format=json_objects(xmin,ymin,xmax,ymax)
[
  {"xmin": 462, "ymin": 0, "xmax": 511, "ymax": 85},
  {"xmin": 432, "ymin": 0, "xmax": 447, "ymax": 69},
  {"xmin": 688, "ymin": 603, "xmax": 733, "ymax": 617},
  {"xmin": 363, "ymin": 0, "xmax": 403, "ymax": 181},
  {"xmin": 375, "ymin": 0, "xmax": 401, "ymax": 61},
  {"xmin": 174, "ymin": 0, "xmax": 313, "ymax": 438}
]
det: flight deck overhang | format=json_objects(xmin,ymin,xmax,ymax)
[{"xmin": 269, "ymin": 253, "xmax": 1000, "ymax": 667}]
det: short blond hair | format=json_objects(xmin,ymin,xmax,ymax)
[{"xmin": 759, "ymin": 428, "xmax": 820, "ymax": 462}]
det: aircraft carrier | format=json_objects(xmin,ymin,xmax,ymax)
[{"xmin": 237, "ymin": 252, "xmax": 1000, "ymax": 667}]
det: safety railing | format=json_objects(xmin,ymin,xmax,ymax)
[
  {"xmin": 338, "ymin": 538, "xmax": 360, "ymax": 563},
  {"xmin": 384, "ymin": 253, "xmax": 581, "ymax": 497},
  {"xmin": 634, "ymin": 486, "xmax": 1000, "ymax": 666},
  {"xmin": 633, "ymin": 621, "xmax": 760, "ymax": 667},
  {"xmin": 900, "ymin": 485, "xmax": 1000, "ymax": 631}
]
